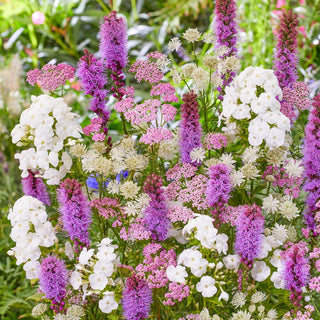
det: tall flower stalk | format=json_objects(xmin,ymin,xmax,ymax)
[
  {"xmin": 214, "ymin": 0, "xmax": 238, "ymax": 97},
  {"xmin": 303, "ymin": 93, "xmax": 320, "ymax": 234},
  {"xmin": 57, "ymin": 178, "xmax": 92, "ymax": 249},
  {"xmin": 273, "ymin": 10, "xmax": 299, "ymax": 90},
  {"xmin": 122, "ymin": 274, "xmax": 152, "ymax": 320},
  {"xmin": 143, "ymin": 174, "xmax": 169, "ymax": 241},
  {"xmin": 179, "ymin": 91, "xmax": 202, "ymax": 164}
]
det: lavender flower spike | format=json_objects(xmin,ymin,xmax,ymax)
[
  {"xmin": 179, "ymin": 91, "xmax": 202, "ymax": 164},
  {"xmin": 214, "ymin": 0, "xmax": 238, "ymax": 57},
  {"xmin": 22, "ymin": 170, "xmax": 51, "ymax": 205},
  {"xmin": 39, "ymin": 255, "xmax": 68, "ymax": 307},
  {"xmin": 76, "ymin": 50, "xmax": 110, "ymax": 126},
  {"xmin": 206, "ymin": 163, "xmax": 232, "ymax": 208},
  {"xmin": 273, "ymin": 10, "xmax": 299, "ymax": 90},
  {"xmin": 143, "ymin": 174, "xmax": 170, "ymax": 241},
  {"xmin": 234, "ymin": 204, "xmax": 265, "ymax": 264},
  {"xmin": 303, "ymin": 93, "xmax": 320, "ymax": 234},
  {"xmin": 122, "ymin": 274, "xmax": 152, "ymax": 320},
  {"xmin": 99, "ymin": 11, "xmax": 128, "ymax": 74},
  {"xmin": 281, "ymin": 241, "xmax": 310, "ymax": 305},
  {"xmin": 57, "ymin": 178, "xmax": 92, "ymax": 248}
]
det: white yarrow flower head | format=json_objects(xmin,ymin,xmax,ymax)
[
  {"xmin": 284, "ymin": 159, "xmax": 304, "ymax": 178},
  {"xmin": 168, "ymin": 37, "xmax": 182, "ymax": 52},
  {"xmin": 251, "ymin": 291, "xmax": 267, "ymax": 303},
  {"xmin": 262, "ymin": 194, "xmax": 279, "ymax": 214},
  {"xmin": 196, "ymin": 276, "xmax": 217, "ymax": 297},
  {"xmin": 231, "ymin": 291, "xmax": 247, "ymax": 308},
  {"xmin": 190, "ymin": 147, "xmax": 206, "ymax": 164},
  {"xmin": 183, "ymin": 28, "xmax": 201, "ymax": 42}
]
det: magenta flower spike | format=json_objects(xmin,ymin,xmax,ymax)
[
  {"xmin": 143, "ymin": 174, "xmax": 170, "ymax": 241},
  {"xmin": 179, "ymin": 91, "xmax": 202, "ymax": 164},
  {"xmin": 303, "ymin": 94, "xmax": 320, "ymax": 234},
  {"xmin": 39, "ymin": 255, "xmax": 68, "ymax": 306},
  {"xmin": 273, "ymin": 10, "xmax": 299, "ymax": 90},
  {"xmin": 57, "ymin": 178, "xmax": 92, "ymax": 248},
  {"xmin": 21, "ymin": 170, "xmax": 51, "ymax": 205},
  {"xmin": 99, "ymin": 11, "xmax": 128, "ymax": 75},
  {"xmin": 234, "ymin": 205, "xmax": 265, "ymax": 264},
  {"xmin": 122, "ymin": 274, "xmax": 152, "ymax": 320}
]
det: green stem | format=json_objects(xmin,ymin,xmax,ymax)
[{"xmin": 121, "ymin": 113, "xmax": 128, "ymax": 135}]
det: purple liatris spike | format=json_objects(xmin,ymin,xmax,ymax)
[
  {"xmin": 39, "ymin": 255, "xmax": 68, "ymax": 303},
  {"xmin": 214, "ymin": 0, "xmax": 238, "ymax": 57},
  {"xmin": 99, "ymin": 11, "xmax": 128, "ymax": 74},
  {"xmin": 273, "ymin": 10, "xmax": 299, "ymax": 90},
  {"xmin": 21, "ymin": 170, "xmax": 51, "ymax": 205},
  {"xmin": 122, "ymin": 274, "xmax": 152, "ymax": 320},
  {"xmin": 206, "ymin": 163, "xmax": 232, "ymax": 207},
  {"xmin": 57, "ymin": 178, "xmax": 92, "ymax": 247},
  {"xmin": 76, "ymin": 50, "xmax": 110, "ymax": 126},
  {"xmin": 214, "ymin": 0, "xmax": 239, "ymax": 96},
  {"xmin": 179, "ymin": 91, "xmax": 202, "ymax": 164},
  {"xmin": 281, "ymin": 241, "xmax": 310, "ymax": 304},
  {"xmin": 303, "ymin": 94, "xmax": 320, "ymax": 234},
  {"xmin": 234, "ymin": 205, "xmax": 265, "ymax": 263},
  {"xmin": 143, "ymin": 174, "xmax": 170, "ymax": 241}
]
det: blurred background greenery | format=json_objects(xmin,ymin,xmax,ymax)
[{"xmin": 0, "ymin": 0, "xmax": 319, "ymax": 318}]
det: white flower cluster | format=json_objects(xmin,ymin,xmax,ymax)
[
  {"xmin": 221, "ymin": 66, "xmax": 290, "ymax": 148},
  {"xmin": 110, "ymin": 137, "xmax": 148, "ymax": 174},
  {"xmin": 11, "ymin": 94, "xmax": 81, "ymax": 184},
  {"xmin": 182, "ymin": 214, "xmax": 228, "ymax": 253},
  {"xmin": 7, "ymin": 196, "xmax": 56, "ymax": 277},
  {"xmin": 70, "ymin": 238, "xmax": 118, "ymax": 314}
]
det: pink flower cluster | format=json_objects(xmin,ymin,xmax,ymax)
[
  {"xmin": 166, "ymin": 173, "xmax": 209, "ymax": 210},
  {"xmin": 27, "ymin": 63, "xmax": 75, "ymax": 92},
  {"xmin": 167, "ymin": 206, "xmax": 194, "ymax": 223},
  {"xmin": 204, "ymin": 133, "xmax": 228, "ymax": 150},
  {"xmin": 166, "ymin": 163, "xmax": 198, "ymax": 181},
  {"xmin": 140, "ymin": 127, "xmax": 172, "ymax": 145},
  {"xmin": 124, "ymin": 99, "xmax": 160, "ymax": 125},
  {"xmin": 83, "ymin": 117, "xmax": 107, "ymax": 142},
  {"xmin": 163, "ymin": 282, "xmax": 190, "ymax": 306},
  {"xmin": 150, "ymin": 83, "xmax": 179, "ymax": 103},
  {"xmin": 136, "ymin": 243, "xmax": 176, "ymax": 289},
  {"xmin": 281, "ymin": 82, "xmax": 312, "ymax": 120},
  {"xmin": 129, "ymin": 52, "xmax": 164, "ymax": 84},
  {"xmin": 120, "ymin": 219, "xmax": 151, "ymax": 241},
  {"xmin": 292, "ymin": 305, "xmax": 315, "ymax": 320},
  {"xmin": 90, "ymin": 197, "xmax": 121, "ymax": 219},
  {"xmin": 262, "ymin": 165, "xmax": 303, "ymax": 198}
]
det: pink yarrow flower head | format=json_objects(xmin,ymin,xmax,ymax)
[
  {"xmin": 179, "ymin": 90, "xmax": 202, "ymax": 165},
  {"xmin": 39, "ymin": 255, "xmax": 68, "ymax": 311},
  {"xmin": 57, "ymin": 179, "xmax": 92, "ymax": 248},
  {"xmin": 273, "ymin": 10, "xmax": 299, "ymax": 90},
  {"xmin": 122, "ymin": 274, "xmax": 153, "ymax": 320},
  {"xmin": 26, "ymin": 63, "xmax": 75, "ymax": 92},
  {"xmin": 21, "ymin": 170, "xmax": 51, "ymax": 205},
  {"xmin": 31, "ymin": 11, "xmax": 45, "ymax": 25},
  {"xmin": 27, "ymin": 63, "xmax": 75, "ymax": 91},
  {"xmin": 234, "ymin": 204, "xmax": 265, "ymax": 264},
  {"xmin": 129, "ymin": 52, "xmax": 164, "ymax": 84}
]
